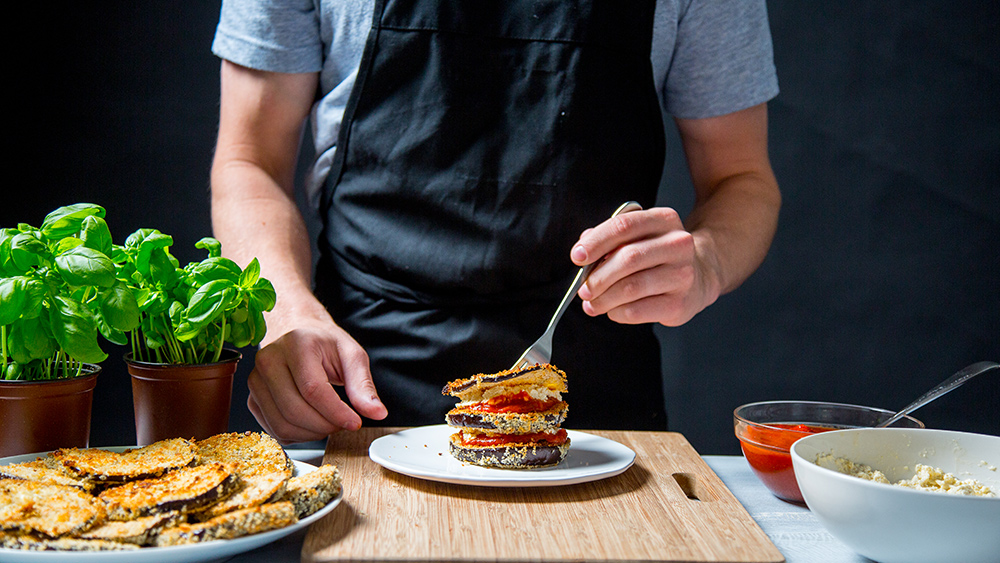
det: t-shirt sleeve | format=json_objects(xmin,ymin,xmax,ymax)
[
  {"xmin": 663, "ymin": 0, "xmax": 779, "ymax": 119},
  {"xmin": 211, "ymin": 0, "xmax": 324, "ymax": 73}
]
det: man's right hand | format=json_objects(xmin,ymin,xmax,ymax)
[{"xmin": 247, "ymin": 318, "xmax": 388, "ymax": 443}]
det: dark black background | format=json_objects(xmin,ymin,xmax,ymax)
[{"xmin": 5, "ymin": 2, "xmax": 997, "ymax": 454}]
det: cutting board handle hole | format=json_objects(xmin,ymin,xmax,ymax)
[{"xmin": 671, "ymin": 472, "xmax": 715, "ymax": 502}]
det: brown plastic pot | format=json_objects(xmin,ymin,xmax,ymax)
[
  {"xmin": 126, "ymin": 349, "xmax": 240, "ymax": 446},
  {"xmin": 0, "ymin": 367, "xmax": 100, "ymax": 458}
]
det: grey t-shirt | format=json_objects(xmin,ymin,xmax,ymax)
[{"xmin": 212, "ymin": 0, "xmax": 779, "ymax": 210}]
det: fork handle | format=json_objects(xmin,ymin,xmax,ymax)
[
  {"xmin": 542, "ymin": 201, "xmax": 643, "ymax": 336},
  {"xmin": 511, "ymin": 202, "xmax": 643, "ymax": 371},
  {"xmin": 543, "ymin": 265, "xmax": 590, "ymax": 337}
]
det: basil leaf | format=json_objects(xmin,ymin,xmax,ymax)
[
  {"xmin": 124, "ymin": 228, "xmax": 160, "ymax": 250},
  {"xmin": 94, "ymin": 312, "xmax": 128, "ymax": 346},
  {"xmin": 0, "ymin": 229, "xmax": 18, "ymax": 275},
  {"xmin": 125, "ymin": 229, "xmax": 173, "ymax": 277},
  {"xmin": 239, "ymin": 258, "xmax": 260, "ymax": 288},
  {"xmin": 141, "ymin": 314, "xmax": 168, "ymax": 350},
  {"xmin": 48, "ymin": 295, "xmax": 107, "ymax": 363},
  {"xmin": 195, "ymin": 237, "xmax": 222, "ymax": 259},
  {"xmin": 8, "ymin": 316, "xmax": 57, "ymax": 363},
  {"xmin": 54, "ymin": 246, "xmax": 117, "ymax": 288},
  {"xmin": 4, "ymin": 362, "xmax": 23, "ymax": 380},
  {"xmin": 147, "ymin": 248, "xmax": 180, "ymax": 287},
  {"xmin": 229, "ymin": 304, "xmax": 249, "ymax": 324},
  {"xmin": 52, "ymin": 236, "xmax": 84, "ymax": 255},
  {"xmin": 190, "ymin": 257, "xmax": 242, "ymax": 285},
  {"xmin": 168, "ymin": 300, "xmax": 185, "ymax": 327},
  {"xmin": 111, "ymin": 244, "xmax": 128, "ymax": 264},
  {"xmin": 40, "ymin": 203, "xmax": 105, "ymax": 240},
  {"xmin": 139, "ymin": 289, "xmax": 171, "ymax": 316},
  {"xmin": 0, "ymin": 277, "xmax": 26, "ymax": 325},
  {"xmin": 80, "ymin": 215, "xmax": 113, "ymax": 256},
  {"xmin": 247, "ymin": 277, "xmax": 277, "ymax": 312},
  {"xmin": 10, "ymin": 232, "xmax": 48, "ymax": 271},
  {"xmin": 228, "ymin": 316, "xmax": 253, "ymax": 349},
  {"xmin": 174, "ymin": 279, "xmax": 236, "ymax": 341},
  {"xmin": 3, "ymin": 277, "xmax": 48, "ymax": 322},
  {"xmin": 249, "ymin": 307, "xmax": 267, "ymax": 347},
  {"xmin": 100, "ymin": 283, "xmax": 141, "ymax": 331}
]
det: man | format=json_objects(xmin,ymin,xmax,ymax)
[{"xmin": 210, "ymin": 0, "xmax": 781, "ymax": 442}]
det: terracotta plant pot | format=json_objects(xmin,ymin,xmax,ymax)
[
  {"xmin": 126, "ymin": 349, "xmax": 241, "ymax": 446},
  {"xmin": 0, "ymin": 367, "xmax": 100, "ymax": 458}
]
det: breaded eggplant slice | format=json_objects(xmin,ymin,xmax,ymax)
[
  {"xmin": 0, "ymin": 479, "xmax": 106, "ymax": 537},
  {"xmin": 271, "ymin": 464, "xmax": 342, "ymax": 518},
  {"xmin": 191, "ymin": 431, "xmax": 292, "ymax": 519},
  {"xmin": 446, "ymin": 400, "xmax": 568, "ymax": 434},
  {"xmin": 196, "ymin": 431, "xmax": 292, "ymax": 477},
  {"xmin": 53, "ymin": 438, "xmax": 197, "ymax": 484},
  {"xmin": 98, "ymin": 462, "xmax": 238, "ymax": 521},
  {"xmin": 77, "ymin": 512, "xmax": 182, "ymax": 546},
  {"xmin": 1, "ymin": 532, "xmax": 139, "ymax": 552},
  {"xmin": 442, "ymin": 363, "xmax": 568, "ymax": 403},
  {"xmin": 191, "ymin": 472, "xmax": 289, "ymax": 521},
  {"xmin": 0, "ymin": 456, "xmax": 95, "ymax": 492},
  {"xmin": 154, "ymin": 501, "xmax": 297, "ymax": 546},
  {"xmin": 447, "ymin": 432, "xmax": 571, "ymax": 469}
]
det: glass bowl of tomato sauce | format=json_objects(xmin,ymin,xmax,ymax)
[{"xmin": 733, "ymin": 401, "xmax": 924, "ymax": 503}]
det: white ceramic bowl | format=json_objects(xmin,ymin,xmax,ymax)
[{"xmin": 790, "ymin": 428, "xmax": 1000, "ymax": 563}]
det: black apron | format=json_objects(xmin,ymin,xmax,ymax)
[{"xmin": 316, "ymin": 0, "xmax": 667, "ymax": 430}]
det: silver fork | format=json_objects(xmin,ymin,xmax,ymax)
[{"xmin": 510, "ymin": 201, "xmax": 643, "ymax": 371}]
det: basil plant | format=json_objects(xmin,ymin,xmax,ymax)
[
  {"xmin": 115, "ymin": 230, "xmax": 276, "ymax": 364},
  {"xmin": 1, "ymin": 204, "xmax": 140, "ymax": 380}
]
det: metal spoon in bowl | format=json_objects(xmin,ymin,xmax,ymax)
[{"xmin": 876, "ymin": 360, "xmax": 999, "ymax": 428}]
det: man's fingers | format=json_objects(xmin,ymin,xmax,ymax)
[
  {"xmin": 572, "ymin": 208, "xmax": 683, "ymax": 267},
  {"xmin": 584, "ymin": 252, "xmax": 696, "ymax": 312},
  {"xmin": 337, "ymin": 343, "xmax": 388, "ymax": 420},
  {"xmin": 601, "ymin": 293, "xmax": 697, "ymax": 326},
  {"xmin": 278, "ymin": 353, "xmax": 363, "ymax": 431},
  {"xmin": 244, "ymin": 324, "xmax": 382, "ymax": 442},
  {"xmin": 255, "ymin": 349, "xmax": 349, "ymax": 433},
  {"xmin": 582, "ymin": 228, "xmax": 694, "ymax": 300},
  {"xmin": 343, "ymin": 372, "xmax": 388, "ymax": 421},
  {"xmin": 247, "ymin": 369, "xmax": 331, "ymax": 442},
  {"xmin": 246, "ymin": 394, "xmax": 273, "ymax": 435}
]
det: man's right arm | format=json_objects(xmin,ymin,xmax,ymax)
[{"xmin": 210, "ymin": 60, "xmax": 386, "ymax": 443}]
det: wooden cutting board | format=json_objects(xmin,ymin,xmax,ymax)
[{"xmin": 303, "ymin": 428, "xmax": 783, "ymax": 563}]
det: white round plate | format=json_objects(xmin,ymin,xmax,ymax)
[
  {"xmin": 0, "ymin": 447, "xmax": 342, "ymax": 563},
  {"xmin": 368, "ymin": 425, "xmax": 635, "ymax": 487}
]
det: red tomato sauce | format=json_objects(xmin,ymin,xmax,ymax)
[
  {"xmin": 461, "ymin": 429, "xmax": 568, "ymax": 447},
  {"xmin": 466, "ymin": 391, "xmax": 558, "ymax": 414},
  {"xmin": 739, "ymin": 423, "xmax": 838, "ymax": 503}
]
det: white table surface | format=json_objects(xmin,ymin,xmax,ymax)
[{"xmin": 226, "ymin": 451, "xmax": 867, "ymax": 563}]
